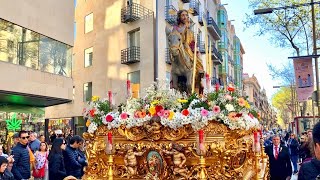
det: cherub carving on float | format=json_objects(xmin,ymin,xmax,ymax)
[
  {"xmin": 163, "ymin": 143, "xmax": 188, "ymax": 178},
  {"xmin": 166, "ymin": 3, "xmax": 204, "ymax": 94},
  {"xmin": 124, "ymin": 146, "xmax": 145, "ymax": 176}
]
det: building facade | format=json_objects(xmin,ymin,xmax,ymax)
[
  {"xmin": 0, "ymin": 0, "xmax": 74, "ymax": 136},
  {"xmin": 46, "ymin": 0, "xmax": 245, "ymax": 129},
  {"xmin": 217, "ymin": 6, "xmax": 244, "ymax": 89},
  {"xmin": 243, "ymin": 73, "xmax": 277, "ymax": 129}
]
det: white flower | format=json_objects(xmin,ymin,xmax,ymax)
[
  {"xmin": 88, "ymin": 122, "xmax": 98, "ymax": 133},
  {"xmin": 225, "ymin": 104, "xmax": 235, "ymax": 112}
]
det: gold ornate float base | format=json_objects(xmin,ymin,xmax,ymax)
[{"xmin": 83, "ymin": 121, "xmax": 268, "ymax": 180}]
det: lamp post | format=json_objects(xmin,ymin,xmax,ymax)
[{"xmin": 255, "ymin": 1, "xmax": 320, "ymax": 116}]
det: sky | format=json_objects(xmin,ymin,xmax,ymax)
[{"xmin": 221, "ymin": 0, "xmax": 296, "ymax": 101}]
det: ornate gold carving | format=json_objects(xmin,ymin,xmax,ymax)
[{"xmin": 83, "ymin": 121, "xmax": 268, "ymax": 180}]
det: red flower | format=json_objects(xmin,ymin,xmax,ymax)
[
  {"xmin": 89, "ymin": 109, "xmax": 95, "ymax": 117},
  {"xmin": 155, "ymin": 105, "xmax": 163, "ymax": 113},
  {"xmin": 181, "ymin": 109, "xmax": 190, "ymax": 116},
  {"xmin": 106, "ymin": 115, "xmax": 113, "ymax": 122},
  {"xmin": 227, "ymin": 84, "xmax": 235, "ymax": 92},
  {"xmin": 235, "ymin": 113, "xmax": 242, "ymax": 118}
]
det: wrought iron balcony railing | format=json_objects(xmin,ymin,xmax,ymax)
[
  {"xmin": 207, "ymin": 17, "xmax": 221, "ymax": 40},
  {"xmin": 182, "ymin": 0, "xmax": 190, "ymax": 3},
  {"xmin": 121, "ymin": 3, "xmax": 153, "ymax": 23},
  {"xmin": 165, "ymin": 48, "xmax": 171, "ymax": 65},
  {"xmin": 190, "ymin": 0, "xmax": 200, "ymax": 16},
  {"xmin": 121, "ymin": 46, "xmax": 140, "ymax": 65},
  {"xmin": 198, "ymin": 13, "xmax": 206, "ymax": 26},
  {"xmin": 198, "ymin": 42, "xmax": 223, "ymax": 64},
  {"xmin": 165, "ymin": 5, "xmax": 177, "ymax": 25}
]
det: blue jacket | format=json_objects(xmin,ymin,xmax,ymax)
[
  {"xmin": 49, "ymin": 153, "xmax": 67, "ymax": 180},
  {"xmin": 298, "ymin": 158, "xmax": 320, "ymax": 180},
  {"xmin": 77, "ymin": 150, "xmax": 87, "ymax": 177},
  {"xmin": 63, "ymin": 145, "xmax": 82, "ymax": 178},
  {"xmin": 11, "ymin": 143, "xmax": 30, "ymax": 180}
]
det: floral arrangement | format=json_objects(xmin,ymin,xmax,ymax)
[{"xmin": 83, "ymin": 82, "xmax": 260, "ymax": 134}]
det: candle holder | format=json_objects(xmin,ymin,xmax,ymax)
[
  {"xmin": 105, "ymin": 132, "xmax": 114, "ymax": 180},
  {"xmin": 197, "ymin": 130, "xmax": 207, "ymax": 180}
]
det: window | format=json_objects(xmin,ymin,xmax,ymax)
[
  {"xmin": 85, "ymin": 13, "xmax": 93, "ymax": 33},
  {"xmin": 128, "ymin": 28, "xmax": 140, "ymax": 47},
  {"xmin": 83, "ymin": 82, "xmax": 92, "ymax": 102},
  {"xmin": 127, "ymin": 71, "xmax": 140, "ymax": 98},
  {"xmin": 84, "ymin": 47, "xmax": 93, "ymax": 67},
  {"xmin": 166, "ymin": 71, "xmax": 171, "ymax": 89}
]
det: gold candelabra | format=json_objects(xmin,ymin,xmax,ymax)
[
  {"xmin": 198, "ymin": 155, "xmax": 207, "ymax": 179},
  {"xmin": 107, "ymin": 154, "xmax": 114, "ymax": 180}
]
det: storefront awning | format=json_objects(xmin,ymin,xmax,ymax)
[
  {"xmin": 0, "ymin": 90, "xmax": 71, "ymax": 107},
  {"xmin": 0, "ymin": 104, "xmax": 44, "ymax": 114}
]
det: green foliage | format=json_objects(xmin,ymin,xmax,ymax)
[{"xmin": 245, "ymin": 0, "xmax": 315, "ymax": 55}]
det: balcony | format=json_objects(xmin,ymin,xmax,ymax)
[
  {"xmin": 121, "ymin": 46, "xmax": 140, "ymax": 65},
  {"xmin": 198, "ymin": 13, "xmax": 206, "ymax": 26},
  {"xmin": 182, "ymin": 0, "xmax": 190, "ymax": 2},
  {"xmin": 198, "ymin": 42, "xmax": 223, "ymax": 65},
  {"xmin": 190, "ymin": 0, "xmax": 200, "ymax": 16},
  {"xmin": 207, "ymin": 17, "xmax": 221, "ymax": 40},
  {"xmin": 121, "ymin": 3, "xmax": 153, "ymax": 23},
  {"xmin": 165, "ymin": 48, "xmax": 171, "ymax": 65},
  {"xmin": 165, "ymin": 5, "xmax": 177, "ymax": 25}
]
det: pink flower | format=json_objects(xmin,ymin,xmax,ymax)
[
  {"xmin": 163, "ymin": 110, "xmax": 170, "ymax": 118},
  {"xmin": 106, "ymin": 115, "xmax": 113, "ymax": 122},
  {"xmin": 157, "ymin": 109, "xmax": 164, "ymax": 117},
  {"xmin": 249, "ymin": 113, "xmax": 254, "ymax": 119},
  {"xmin": 212, "ymin": 106, "xmax": 220, "ymax": 114},
  {"xmin": 120, "ymin": 113, "xmax": 128, "ymax": 120},
  {"xmin": 201, "ymin": 109, "xmax": 209, "ymax": 117},
  {"xmin": 225, "ymin": 94, "xmax": 232, "ymax": 101}
]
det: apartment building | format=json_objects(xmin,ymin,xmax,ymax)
[
  {"xmin": 46, "ymin": 0, "xmax": 245, "ymax": 130},
  {"xmin": 217, "ymin": 6, "xmax": 245, "ymax": 89},
  {"xmin": 243, "ymin": 73, "xmax": 277, "ymax": 129},
  {"xmin": 0, "ymin": 0, "xmax": 74, "ymax": 134}
]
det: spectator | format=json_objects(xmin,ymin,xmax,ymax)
[
  {"xmin": 288, "ymin": 133, "xmax": 299, "ymax": 174},
  {"xmin": 265, "ymin": 134, "xmax": 292, "ymax": 180},
  {"xmin": 11, "ymin": 130, "xmax": 30, "ymax": 180},
  {"xmin": 0, "ymin": 156, "xmax": 14, "ymax": 180},
  {"xmin": 0, "ymin": 145, "xmax": 8, "ymax": 158},
  {"xmin": 48, "ymin": 138, "xmax": 76, "ymax": 180},
  {"xmin": 39, "ymin": 135, "xmax": 45, "ymax": 143},
  {"xmin": 63, "ymin": 135, "xmax": 84, "ymax": 179},
  {"xmin": 65, "ymin": 130, "xmax": 73, "ymax": 145},
  {"xmin": 77, "ymin": 142, "xmax": 87, "ymax": 178},
  {"xmin": 29, "ymin": 132, "xmax": 41, "ymax": 153},
  {"xmin": 55, "ymin": 130, "xmax": 64, "ymax": 139},
  {"xmin": 33, "ymin": 142, "xmax": 49, "ymax": 180},
  {"xmin": 298, "ymin": 122, "xmax": 320, "ymax": 180},
  {"xmin": 49, "ymin": 131, "xmax": 56, "ymax": 145}
]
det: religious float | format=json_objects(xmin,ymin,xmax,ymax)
[
  {"xmin": 82, "ymin": 5, "xmax": 269, "ymax": 179},
  {"xmin": 82, "ymin": 82, "xmax": 269, "ymax": 180}
]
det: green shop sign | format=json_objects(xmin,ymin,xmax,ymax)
[{"xmin": 6, "ymin": 113, "xmax": 22, "ymax": 131}]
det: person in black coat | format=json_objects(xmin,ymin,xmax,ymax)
[
  {"xmin": 11, "ymin": 131, "xmax": 30, "ymax": 180},
  {"xmin": 48, "ymin": 138, "xmax": 76, "ymax": 180},
  {"xmin": 298, "ymin": 121, "xmax": 320, "ymax": 180},
  {"xmin": 287, "ymin": 133, "xmax": 299, "ymax": 174},
  {"xmin": 63, "ymin": 135, "xmax": 84, "ymax": 179},
  {"xmin": 0, "ymin": 156, "xmax": 14, "ymax": 180},
  {"xmin": 265, "ymin": 135, "xmax": 292, "ymax": 180}
]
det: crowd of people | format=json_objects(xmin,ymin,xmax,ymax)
[
  {"xmin": 0, "ymin": 130, "xmax": 87, "ymax": 180},
  {"xmin": 264, "ymin": 122, "xmax": 320, "ymax": 180}
]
